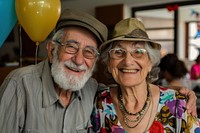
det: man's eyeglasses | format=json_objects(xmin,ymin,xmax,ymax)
[
  {"xmin": 54, "ymin": 40, "xmax": 99, "ymax": 59},
  {"xmin": 109, "ymin": 47, "xmax": 147, "ymax": 60}
]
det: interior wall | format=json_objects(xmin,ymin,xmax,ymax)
[
  {"xmin": 0, "ymin": 0, "xmax": 192, "ymax": 64},
  {"xmin": 61, "ymin": 0, "xmax": 189, "ymax": 15}
]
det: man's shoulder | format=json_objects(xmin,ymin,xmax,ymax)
[
  {"xmin": 6, "ymin": 60, "xmax": 45, "ymax": 79},
  {"xmin": 9, "ymin": 65, "xmax": 35, "ymax": 76},
  {"xmin": 81, "ymin": 78, "xmax": 99, "ymax": 95},
  {"xmin": 81, "ymin": 79, "xmax": 108, "ymax": 97}
]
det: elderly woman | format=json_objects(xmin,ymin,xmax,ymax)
[{"xmin": 89, "ymin": 18, "xmax": 200, "ymax": 132}]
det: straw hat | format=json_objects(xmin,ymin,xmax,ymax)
[{"xmin": 100, "ymin": 18, "xmax": 161, "ymax": 51}]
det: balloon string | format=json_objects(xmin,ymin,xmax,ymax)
[
  {"xmin": 18, "ymin": 24, "xmax": 23, "ymax": 67},
  {"xmin": 35, "ymin": 42, "xmax": 39, "ymax": 64}
]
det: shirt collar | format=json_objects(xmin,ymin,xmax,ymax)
[{"xmin": 41, "ymin": 59, "xmax": 59, "ymax": 107}]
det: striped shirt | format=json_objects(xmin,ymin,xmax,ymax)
[{"xmin": 0, "ymin": 59, "xmax": 98, "ymax": 133}]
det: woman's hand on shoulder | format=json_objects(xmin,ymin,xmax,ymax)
[{"xmin": 178, "ymin": 87, "xmax": 197, "ymax": 117}]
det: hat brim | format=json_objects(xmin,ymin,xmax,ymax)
[
  {"xmin": 57, "ymin": 20, "xmax": 103, "ymax": 44},
  {"xmin": 100, "ymin": 36, "xmax": 161, "ymax": 52}
]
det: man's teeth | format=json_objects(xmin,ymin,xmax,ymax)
[
  {"xmin": 68, "ymin": 67, "xmax": 82, "ymax": 72},
  {"xmin": 72, "ymin": 68, "xmax": 82, "ymax": 72}
]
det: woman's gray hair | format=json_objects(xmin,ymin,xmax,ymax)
[
  {"xmin": 100, "ymin": 41, "xmax": 161, "ymax": 83},
  {"xmin": 145, "ymin": 42, "xmax": 161, "ymax": 82}
]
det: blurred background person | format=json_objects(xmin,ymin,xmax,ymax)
[
  {"xmin": 159, "ymin": 53, "xmax": 192, "ymax": 90},
  {"xmin": 190, "ymin": 54, "xmax": 200, "ymax": 80}
]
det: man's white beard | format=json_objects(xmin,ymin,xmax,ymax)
[{"xmin": 51, "ymin": 55, "xmax": 95, "ymax": 91}]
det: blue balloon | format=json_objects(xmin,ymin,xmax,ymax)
[{"xmin": 0, "ymin": 0, "xmax": 17, "ymax": 47}]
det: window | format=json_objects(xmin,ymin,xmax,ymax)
[
  {"xmin": 188, "ymin": 22, "xmax": 200, "ymax": 60},
  {"xmin": 135, "ymin": 9, "xmax": 174, "ymax": 57}
]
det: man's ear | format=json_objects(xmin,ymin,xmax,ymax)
[{"xmin": 46, "ymin": 41, "xmax": 54, "ymax": 63}]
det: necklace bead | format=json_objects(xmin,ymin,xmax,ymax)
[{"xmin": 118, "ymin": 83, "xmax": 152, "ymax": 129}]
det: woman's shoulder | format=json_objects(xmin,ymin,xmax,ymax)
[
  {"xmin": 158, "ymin": 85, "xmax": 187, "ymax": 104},
  {"xmin": 97, "ymin": 83, "xmax": 110, "ymax": 93},
  {"xmin": 96, "ymin": 84, "xmax": 111, "ymax": 99}
]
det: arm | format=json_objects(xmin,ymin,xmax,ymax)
[
  {"xmin": 178, "ymin": 87, "xmax": 197, "ymax": 117},
  {"xmin": 167, "ymin": 85, "xmax": 197, "ymax": 117},
  {"xmin": 175, "ymin": 92, "xmax": 200, "ymax": 132}
]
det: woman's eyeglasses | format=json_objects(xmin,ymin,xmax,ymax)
[{"xmin": 109, "ymin": 47, "xmax": 147, "ymax": 60}]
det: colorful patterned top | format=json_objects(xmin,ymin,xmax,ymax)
[{"xmin": 89, "ymin": 86, "xmax": 200, "ymax": 133}]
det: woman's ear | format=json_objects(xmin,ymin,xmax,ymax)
[
  {"xmin": 46, "ymin": 41, "xmax": 54, "ymax": 63},
  {"xmin": 148, "ymin": 61, "xmax": 153, "ymax": 72}
]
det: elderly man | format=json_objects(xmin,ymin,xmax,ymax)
[
  {"xmin": 0, "ymin": 9, "xmax": 107, "ymax": 133},
  {"xmin": 0, "ymin": 9, "xmax": 197, "ymax": 133}
]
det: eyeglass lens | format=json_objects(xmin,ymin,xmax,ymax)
[
  {"xmin": 109, "ymin": 48, "xmax": 146, "ymax": 59},
  {"xmin": 55, "ymin": 40, "xmax": 99, "ymax": 59}
]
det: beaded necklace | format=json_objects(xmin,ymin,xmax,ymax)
[{"xmin": 118, "ymin": 83, "xmax": 152, "ymax": 128}]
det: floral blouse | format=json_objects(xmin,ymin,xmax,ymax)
[{"xmin": 89, "ymin": 86, "xmax": 200, "ymax": 133}]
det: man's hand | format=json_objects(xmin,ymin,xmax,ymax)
[{"xmin": 179, "ymin": 87, "xmax": 197, "ymax": 117}]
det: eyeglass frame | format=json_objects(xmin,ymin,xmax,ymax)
[
  {"xmin": 53, "ymin": 40, "xmax": 100, "ymax": 59},
  {"xmin": 108, "ymin": 47, "xmax": 147, "ymax": 60}
]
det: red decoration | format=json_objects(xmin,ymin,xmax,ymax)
[{"xmin": 166, "ymin": 4, "xmax": 179, "ymax": 12}]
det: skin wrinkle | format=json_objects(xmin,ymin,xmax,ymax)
[
  {"xmin": 49, "ymin": 27, "xmax": 98, "ymax": 107},
  {"xmin": 108, "ymin": 41, "xmax": 153, "ymax": 113}
]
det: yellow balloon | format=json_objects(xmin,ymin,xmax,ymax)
[{"xmin": 15, "ymin": 0, "xmax": 61, "ymax": 42}]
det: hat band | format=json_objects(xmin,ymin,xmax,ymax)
[{"xmin": 125, "ymin": 29, "xmax": 149, "ymax": 39}]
